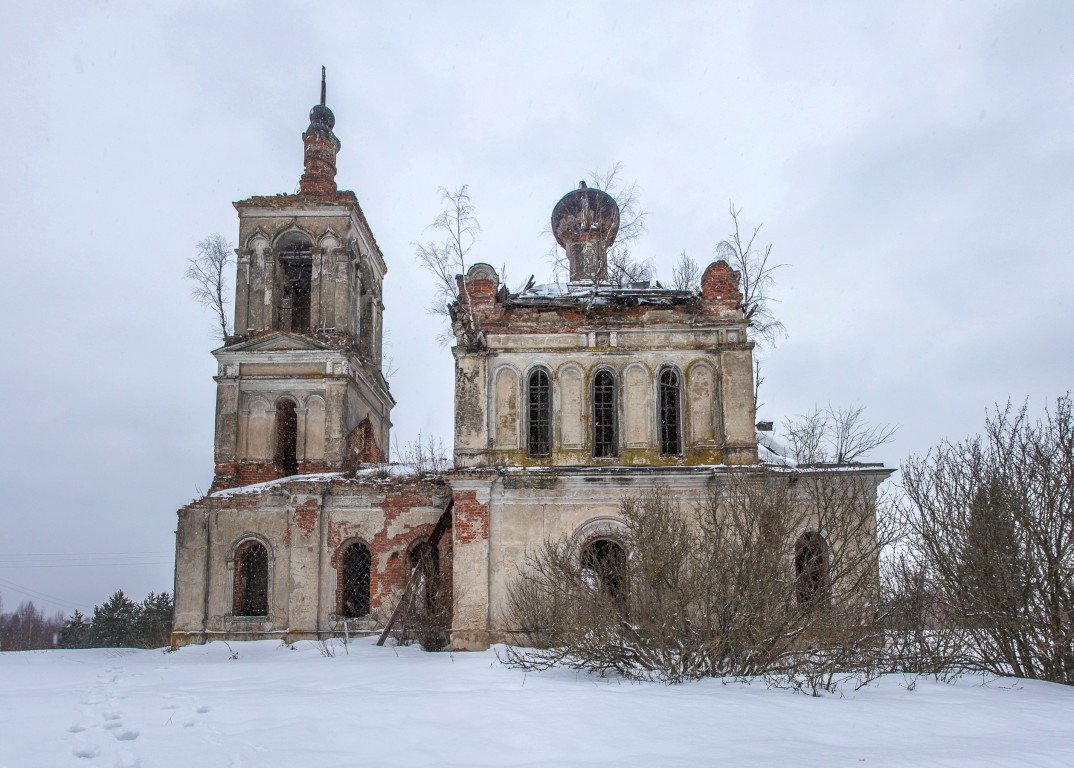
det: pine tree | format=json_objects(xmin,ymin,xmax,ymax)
[
  {"xmin": 87, "ymin": 591, "xmax": 138, "ymax": 648},
  {"xmin": 59, "ymin": 610, "xmax": 91, "ymax": 649},
  {"xmin": 135, "ymin": 592, "xmax": 174, "ymax": 648}
]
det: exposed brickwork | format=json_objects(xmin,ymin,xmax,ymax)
[
  {"xmin": 345, "ymin": 417, "xmax": 385, "ymax": 468},
  {"xmin": 211, "ymin": 461, "xmax": 341, "ymax": 492},
  {"xmin": 299, "ymin": 128, "xmax": 340, "ymax": 197},
  {"xmin": 452, "ymin": 490, "xmax": 489, "ymax": 543},
  {"xmin": 701, "ymin": 259, "xmax": 743, "ymax": 312}
]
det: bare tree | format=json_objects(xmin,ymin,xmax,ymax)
[
  {"xmin": 900, "ymin": 394, "xmax": 1074, "ymax": 685},
  {"xmin": 784, "ymin": 405, "xmax": 898, "ymax": 465},
  {"xmin": 415, "ymin": 186, "xmax": 482, "ymax": 348},
  {"xmin": 715, "ymin": 203, "xmax": 786, "ymax": 349},
  {"xmin": 186, "ymin": 234, "xmax": 234, "ymax": 342},
  {"xmin": 503, "ymin": 473, "xmax": 895, "ymax": 692},
  {"xmin": 672, "ymin": 251, "xmax": 702, "ymax": 293}
]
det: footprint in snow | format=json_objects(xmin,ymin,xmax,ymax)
[
  {"xmin": 68, "ymin": 724, "xmax": 86, "ymax": 733},
  {"xmin": 72, "ymin": 745, "xmax": 100, "ymax": 759},
  {"xmin": 103, "ymin": 721, "xmax": 121, "ymax": 730},
  {"xmin": 161, "ymin": 703, "xmax": 178, "ymax": 710},
  {"xmin": 196, "ymin": 705, "xmax": 211, "ymax": 714},
  {"xmin": 104, "ymin": 712, "xmax": 122, "ymax": 721},
  {"xmin": 114, "ymin": 729, "xmax": 139, "ymax": 742}
]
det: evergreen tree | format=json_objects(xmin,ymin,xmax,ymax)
[
  {"xmin": 59, "ymin": 610, "xmax": 91, "ymax": 649},
  {"xmin": 135, "ymin": 592, "xmax": 174, "ymax": 648},
  {"xmin": 87, "ymin": 591, "xmax": 138, "ymax": 648}
]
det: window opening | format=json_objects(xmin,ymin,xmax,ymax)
[
  {"xmin": 581, "ymin": 538, "xmax": 627, "ymax": 603},
  {"xmin": 659, "ymin": 368, "xmax": 683, "ymax": 456},
  {"xmin": 234, "ymin": 540, "xmax": 269, "ymax": 617},
  {"xmin": 527, "ymin": 369, "xmax": 552, "ymax": 457},
  {"xmin": 593, "ymin": 371, "xmax": 617, "ymax": 458},
  {"xmin": 795, "ymin": 532, "xmax": 829, "ymax": 607},
  {"xmin": 275, "ymin": 400, "xmax": 298, "ymax": 476},
  {"xmin": 340, "ymin": 542, "xmax": 372, "ymax": 617}
]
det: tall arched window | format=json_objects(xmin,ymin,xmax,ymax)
[
  {"xmin": 795, "ymin": 532, "xmax": 829, "ymax": 607},
  {"xmin": 233, "ymin": 540, "xmax": 269, "ymax": 617},
  {"xmin": 339, "ymin": 541, "xmax": 372, "ymax": 618},
  {"xmin": 274, "ymin": 399, "xmax": 298, "ymax": 476},
  {"xmin": 592, "ymin": 370, "xmax": 618, "ymax": 458},
  {"xmin": 276, "ymin": 233, "xmax": 312, "ymax": 333},
  {"xmin": 581, "ymin": 538, "xmax": 627, "ymax": 603},
  {"xmin": 527, "ymin": 368, "xmax": 552, "ymax": 457},
  {"xmin": 659, "ymin": 367, "xmax": 682, "ymax": 456}
]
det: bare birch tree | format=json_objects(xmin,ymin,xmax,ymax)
[
  {"xmin": 672, "ymin": 250, "xmax": 702, "ymax": 293},
  {"xmin": 415, "ymin": 185, "xmax": 482, "ymax": 348},
  {"xmin": 186, "ymin": 234, "xmax": 234, "ymax": 341},
  {"xmin": 784, "ymin": 405, "xmax": 898, "ymax": 465},
  {"xmin": 715, "ymin": 203, "xmax": 786, "ymax": 349}
]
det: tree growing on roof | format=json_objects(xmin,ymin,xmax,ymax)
[
  {"xmin": 415, "ymin": 185, "xmax": 482, "ymax": 348},
  {"xmin": 186, "ymin": 234, "xmax": 234, "ymax": 342}
]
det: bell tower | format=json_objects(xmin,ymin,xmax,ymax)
[{"xmin": 209, "ymin": 70, "xmax": 393, "ymax": 490}]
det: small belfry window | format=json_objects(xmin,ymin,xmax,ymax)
[
  {"xmin": 339, "ymin": 541, "xmax": 372, "ymax": 618},
  {"xmin": 233, "ymin": 540, "xmax": 269, "ymax": 617},
  {"xmin": 527, "ymin": 368, "xmax": 552, "ymax": 457},
  {"xmin": 659, "ymin": 368, "xmax": 682, "ymax": 456},
  {"xmin": 795, "ymin": 532, "xmax": 829, "ymax": 607},
  {"xmin": 593, "ymin": 370, "xmax": 617, "ymax": 458}
]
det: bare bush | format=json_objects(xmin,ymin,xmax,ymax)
[
  {"xmin": 900, "ymin": 394, "xmax": 1074, "ymax": 685},
  {"xmin": 672, "ymin": 251, "xmax": 701, "ymax": 293},
  {"xmin": 504, "ymin": 472, "xmax": 893, "ymax": 691},
  {"xmin": 784, "ymin": 404, "xmax": 898, "ymax": 465},
  {"xmin": 392, "ymin": 433, "xmax": 451, "ymax": 475}
]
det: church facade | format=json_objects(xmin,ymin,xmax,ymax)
[{"xmin": 171, "ymin": 83, "xmax": 891, "ymax": 650}]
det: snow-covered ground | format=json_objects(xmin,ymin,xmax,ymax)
[{"xmin": 3, "ymin": 639, "xmax": 1073, "ymax": 768}]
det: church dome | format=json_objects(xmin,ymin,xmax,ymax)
[{"xmin": 551, "ymin": 182, "xmax": 620, "ymax": 249}]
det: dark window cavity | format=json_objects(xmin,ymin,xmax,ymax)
[
  {"xmin": 659, "ymin": 368, "xmax": 683, "ymax": 456},
  {"xmin": 234, "ymin": 540, "xmax": 269, "ymax": 617},
  {"xmin": 527, "ymin": 368, "xmax": 552, "ymax": 457},
  {"xmin": 340, "ymin": 541, "xmax": 372, "ymax": 618},
  {"xmin": 274, "ymin": 399, "xmax": 298, "ymax": 476},
  {"xmin": 593, "ymin": 370, "xmax": 617, "ymax": 458},
  {"xmin": 277, "ymin": 235, "xmax": 312, "ymax": 333},
  {"xmin": 409, "ymin": 540, "xmax": 441, "ymax": 614},
  {"xmin": 581, "ymin": 538, "xmax": 627, "ymax": 603},
  {"xmin": 795, "ymin": 532, "xmax": 829, "ymax": 607}
]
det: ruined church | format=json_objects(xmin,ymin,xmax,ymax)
[{"xmin": 172, "ymin": 82, "xmax": 890, "ymax": 649}]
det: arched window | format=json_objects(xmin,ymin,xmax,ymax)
[
  {"xmin": 527, "ymin": 368, "xmax": 552, "ymax": 457},
  {"xmin": 274, "ymin": 399, "xmax": 298, "ymax": 476},
  {"xmin": 659, "ymin": 367, "xmax": 682, "ymax": 456},
  {"xmin": 339, "ymin": 541, "xmax": 372, "ymax": 617},
  {"xmin": 795, "ymin": 532, "xmax": 829, "ymax": 607},
  {"xmin": 276, "ymin": 234, "xmax": 312, "ymax": 333},
  {"xmin": 581, "ymin": 538, "xmax": 627, "ymax": 603},
  {"xmin": 592, "ymin": 370, "xmax": 618, "ymax": 458},
  {"xmin": 233, "ymin": 540, "xmax": 269, "ymax": 617},
  {"xmin": 409, "ymin": 540, "xmax": 441, "ymax": 614}
]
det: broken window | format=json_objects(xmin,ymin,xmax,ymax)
[
  {"xmin": 795, "ymin": 531, "xmax": 829, "ymax": 607},
  {"xmin": 276, "ymin": 235, "xmax": 312, "ymax": 333},
  {"xmin": 658, "ymin": 367, "xmax": 683, "ymax": 456},
  {"xmin": 274, "ymin": 399, "xmax": 298, "ymax": 476},
  {"xmin": 581, "ymin": 538, "xmax": 627, "ymax": 603},
  {"xmin": 592, "ymin": 370, "xmax": 618, "ymax": 458},
  {"xmin": 527, "ymin": 368, "xmax": 552, "ymax": 457},
  {"xmin": 339, "ymin": 541, "xmax": 372, "ymax": 617},
  {"xmin": 233, "ymin": 540, "xmax": 269, "ymax": 617},
  {"xmin": 409, "ymin": 540, "xmax": 441, "ymax": 614}
]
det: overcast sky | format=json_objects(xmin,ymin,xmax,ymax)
[{"xmin": 1, "ymin": 1, "xmax": 1071, "ymax": 617}]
